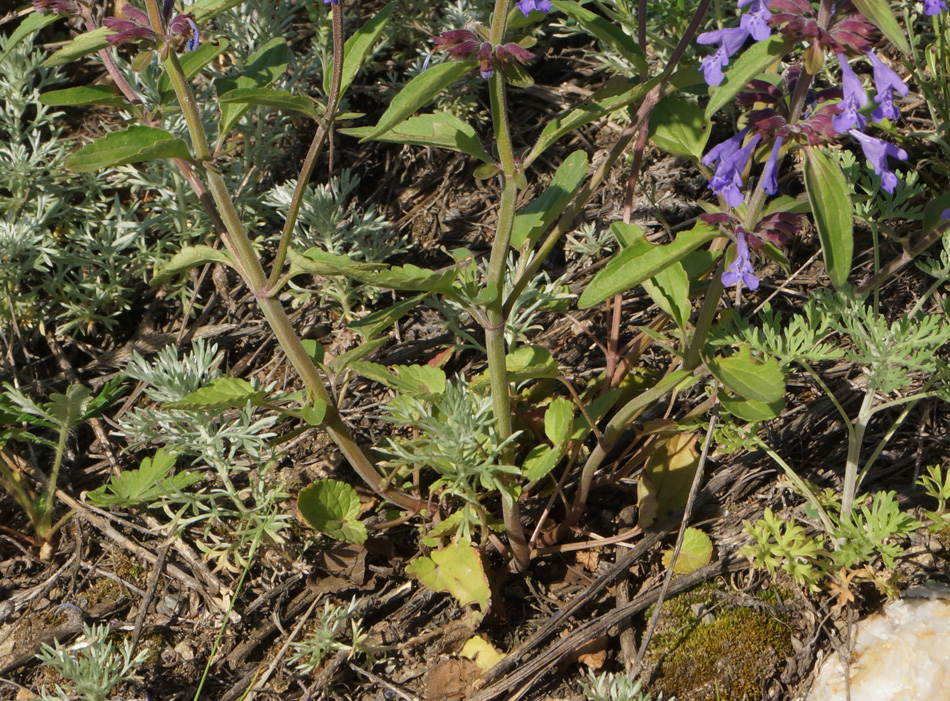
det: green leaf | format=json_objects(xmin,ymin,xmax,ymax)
[
  {"xmin": 302, "ymin": 339, "xmax": 325, "ymax": 364},
  {"xmin": 511, "ymin": 150, "xmax": 588, "ymax": 248},
  {"xmin": 340, "ymin": 113, "xmax": 491, "ymax": 162},
  {"xmin": 551, "ymin": 0, "xmax": 648, "ymax": 73},
  {"xmin": 851, "ymin": 0, "xmax": 910, "ymax": 54},
  {"xmin": 2, "ymin": 12, "xmax": 62, "ymax": 64},
  {"xmin": 329, "ymin": 2, "xmax": 394, "ymax": 97},
  {"xmin": 707, "ymin": 345, "xmax": 785, "ymax": 403},
  {"xmin": 87, "ymin": 448, "xmax": 202, "ymax": 508},
  {"xmin": 165, "ymin": 377, "xmax": 267, "ymax": 411},
  {"xmin": 329, "ymin": 337, "xmax": 387, "ymax": 373},
  {"xmin": 648, "ymin": 95, "xmax": 709, "ymax": 161},
  {"xmin": 661, "ymin": 527, "xmax": 713, "ymax": 574},
  {"xmin": 216, "ymin": 37, "xmax": 289, "ymax": 139},
  {"xmin": 704, "ymin": 36, "xmax": 793, "ymax": 120},
  {"xmin": 65, "ymin": 126, "xmax": 193, "ymax": 173},
  {"xmin": 40, "ymin": 85, "xmax": 129, "ymax": 109},
  {"xmin": 923, "ymin": 191, "xmax": 950, "ymax": 235},
  {"xmin": 300, "ymin": 399, "xmax": 327, "ymax": 426},
  {"xmin": 158, "ymin": 40, "xmax": 230, "ymax": 102},
  {"xmin": 405, "ymin": 540, "xmax": 490, "ymax": 611},
  {"xmin": 804, "ymin": 147, "xmax": 853, "ymax": 288},
  {"xmin": 153, "ymin": 245, "xmax": 235, "ymax": 283},
  {"xmin": 289, "ymin": 247, "xmax": 385, "ymax": 277},
  {"xmin": 48, "ymin": 385, "xmax": 92, "ymax": 429},
  {"xmin": 297, "ymin": 479, "xmax": 368, "ymax": 544},
  {"xmin": 292, "ymin": 249, "xmax": 457, "ymax": 293},
  {"xmin": 720, "ymin": 393, "xmax": 784, "ymax": 422},
  {"xmin": 506, "ymin": 346, "xmax": 558, "ymax": 381},
  {"xmin": 527, "ymin": 76, "xmax": 661, "ymax": 165},
  {"xmin": 350, "ymin": 362, "xmax": 447, "ymax": 397},
  {"xmin": 218, "ymin": 88, "xmax": 317, "ymax": 118},
  {"xmin": 191, "ymin": 0, "xmax": 247, "ymax": 22},
  {"xmin": 349, "ymin": 294, "xmax": 425, "ymax": 340},
  {"xmin": 522, "ymin": 444, "xmax": 561, "ymax": 481},
  {"xmin": 642, "ymin": 260, "xmax": 690, "ymax": 331},
  {"xmin": 44, "ymin": 26, "xmax": 109, "ymax": 68},
  {"xmin": 361, "ymin": 61, "xmax": 477, "ymax": 141},
  {"xmin": 579, "ymin": 221, "xmax": 719, "ymax": 308},
  {"xmin": 544, "ymin": 397, "xmax": 574, "ymax": 446}
]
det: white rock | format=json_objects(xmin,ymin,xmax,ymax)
[{"xmin": 808, "ymin": 590, "xmax": 950, "ymax": 701}]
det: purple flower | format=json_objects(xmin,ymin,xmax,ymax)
[
  {"xmin": 722, "ymin": 228, "xmax": 760, "ymax": 290},
  {"xmin": 705, "ymin": 131, "xmax": 762, "ymax": 207},
  {"xmin": 924, "ymin": 0, "xmax": 948, "ymax": 14},
  {"xmin": 866, "ymin": 51, "xmax": 908, "ymax": 123},
  {"xmin": 832, "ymin": 53, "xmax": 868, "ymax": 133},
  {"xmin": 762, "ymin": 136, "xmax": 784, "ymax": 195},
  {"xmin": 433, "ymin": 29, "xmax": 534, "ymax": 80},
  {"xmin": 849, "ymin": 129, "xmax": 908, "ymax": 193},
  {"xmin": 33, "ymin": 0, "xmax": 83, "ymax": 15},
  {"xmin": 104, "ymin": 1, "xmax": 199, "ymax": 51},
  {"xmin": 740, "ymin": 0, "xmax": 773, "ymax": 41},
  {"xmin": 517, "ymin": 0, "xmax": 552, "ymax": 15},
  {"xmin": 943, "ymin": 208, "xmax": 950, "ymax": 220},
  {"xmin": 697, "ymin": 26, "xmax": 751, "ymax": 86}
]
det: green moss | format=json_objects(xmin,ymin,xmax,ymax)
[{"xmin": 646, "ymin": 583, "xmax": 792, "ymax": 701}]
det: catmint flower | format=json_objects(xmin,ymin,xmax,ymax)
[
  {"xmin": 943, "ymin": 208, "xmax": 950, "ymax": 220},
  {"xmin": 697, "ymin": 26, "xmax": 750, "ymax": 86},
  {"xmin": 722, "ymin": 228, "xmax": 759, "ymax": 290},
  {"xmin": 832, "ymin": 53, "xmax": 867, "ymax": 133},
  {"xmin": 849, "ymin": 129, "xmax": 908, "ymax": 193},
  {"xmin": 770, "ymin": 0, "xmax": 876, "ymax": 54},
  {"xmin": 104, "ymin": 0, "xmax": 199, "ymax": 52},
  {"xmin": 517, "ymin": 0, "xmax": 552, "ymax": 15},
  {"xmin": 33, "ymin": 0, "xmax": 83, "ymax": 15},
  {"xmin": 924, "ymin": 0, "xmax": 948, "ymax": 14},
  {"xmin": 432, "ymin": 28, "xmax": 534, "ymax": 80},
  {"xmin": 761, "ymin": 136, "xmax": 784, "ymax": 195},
  {"xmin": 739, "ymin": 0, "xmax": 773, "ymax": 41},
  {"xmin": 867, "ymin": 51, "xmax": 908, "ymax": 123},
  {"xmin": 704, "ymin": 129, "xmax": 762, "ymax": 207}
]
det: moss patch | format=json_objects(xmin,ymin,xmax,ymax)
[{"xmin": 646, "ymin": 582, "xmax": 792, "ymax": 700}]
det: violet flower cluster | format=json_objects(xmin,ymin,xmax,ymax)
[
  {"xmin": 432, "ymin": 28, "xmax": 536, "ymax": 79},
  {"xmin": 103, "ymin": 0, "xmax": 199, "ymax": 53},
  {"xmin": 695, "ymin": 0, "xmax": 942, "ymax": 289}
]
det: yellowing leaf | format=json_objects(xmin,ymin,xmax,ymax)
[
  {"xmin": 406, "ymin": 540, "xmax": 490, "ymax": 612},
  {"xmin": 637, "ymin": 433, "xmax": 699, "ymax": 528},
  {"xmin": 661, "ymin": 527, "xmax": 713, "ymax": 574},
  {"xmin": 460, "ymin": 635, "xmax": 505, "ymax": 672}
]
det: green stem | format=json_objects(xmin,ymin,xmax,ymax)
[
  {"xmin": 268, "ymin": 2, "xmax": 345, "ymax": 288},
  {"xmin": 682, "ymin": 256, "xmax": 726, "ymax": 371},
  {"xmin": 751, "ymin": 434, "xmax": 835, "ymax": 533},
  {"xmin": 841, "ymin": 389, "xmax": 876, "ymax": 517},
  {"xmin": 39, "ymin": 425, "xmax": 69, "ymax": 538},
  {"xmin": 159, "ymin": 32, "xmax": 423, "ymax": 513}
]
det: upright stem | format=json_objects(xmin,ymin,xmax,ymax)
[
  {"xmin": 484, "ymin": 22, "xmax": 530, "ymax": 570},
  {"xmin": 153, "ymin": 17, "xmax": 423, "ymax": 512},
  {"xmin": 841, "ymin": 389, "xmax": 876, "ymax": 517}
]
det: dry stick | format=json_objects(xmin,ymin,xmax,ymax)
[
  {"xmin": 348, "ymin": 664, "xmax": 422, "ymax": 701},
  {"xmin": 633, "ymin": 398, "xmax": 719, "ymax": 672},
  {"xmin": 128, "ymin": 538, "xmax": 172, "ymax": 656}
]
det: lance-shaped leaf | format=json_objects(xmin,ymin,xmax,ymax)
[
  {"xmin": 191, "ymin": 0, "xmax": 247, "ymax": 22},
  {"xmin": 852, "ymin": 0, "xmax": 910, "ymax": 54},
  {"xmin": 527, "ymin": 75, "xmax": 662, "ymax": 165},
  {"xmin": 165, "ymin": 377, "xmax": 266, "ymax": 411},
  {"xmin": 804, "ymin": 147, "xmax": 853, "ymax": 288},
  {"xmin": 45, "ymin": 26, "xmax": 110, "ymax": 68},
  {"xmin": 361, "ymin": 61, "xmax": 476, "ymax": 141},
  {"xmin": 551, "ymin": 0, "xmax": 648, "ymax": 73},
  {"xmin": 579, "ymin": 222, "xmax": 719, "ymax": 308},
  {"xmin": 153, "ymin": 245, "xmax": 236, "ymax": 284},
  {"xmin": 328, "ymin": 2, "xmax": 394, "ymax": 97},
  {"xmin": 297, "ymin": 479, "xmax": 368, "ymax": 544},
  {"xmin": 511, "ymin": 150, "xmax": 588, "ymax": 248},
  {"xmin": 341, "ymin": 113, "xmax": 491, "ymax": 162},
  {"xmin": 406, "ymin": 540, "xmax": 490, "ymax": 611},
  {"xmin": 41, "ymin": 85, "xmax": 129, "ymax": 109},
  {"xmin": 66, "ymin": 126, "xmax": 193, "ymax": 172},
  {"xmin": 216, "ymin": 37, "xmax": 289, "ymax": 139},
  {"xmin": 349, "ymin": 295, "xmax": 425, "ymax": 340},
  {"xmin": 3, "ymin": 12, "xmax": 63, "ymax": 64},
  {"xmin": 291, "ymin": 249, "xmax": 457, "ymax": 293},
  {"xmin": 705, "ymin": 36, "xmax": 793, "ymax": 119},
  {"xmin": 218, "ymin": 88, "xmax": 317, "ymax": 118}
]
